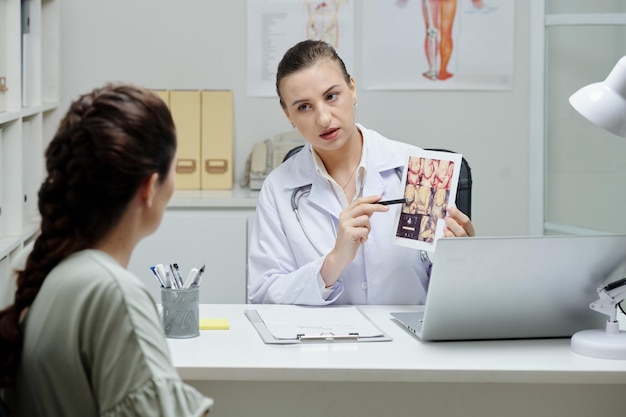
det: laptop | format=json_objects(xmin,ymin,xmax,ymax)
[{"xmin": 391, "ymin": 234, "xmax": 626, "ymax": 341}]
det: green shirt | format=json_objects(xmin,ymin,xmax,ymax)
[{"xmin": 16, "ymin": 250, "xmax": 212, "ymax": 416}]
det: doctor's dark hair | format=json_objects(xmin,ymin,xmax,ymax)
[
  {"xmin": 276, "ymin": 39, "xmax": 351, "ymax": 109},
  {"xmin": 0, "ymin": 83, "xmax": 176, "ymax": 385}
]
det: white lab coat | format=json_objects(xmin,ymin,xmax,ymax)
[{"xmin": 248, "ymin": 124, "xmax": 431, "ymax": 305}]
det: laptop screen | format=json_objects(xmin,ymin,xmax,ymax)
[{"xmin": 394, "ymin": 234, "xmax": 626, "ymax": 341}]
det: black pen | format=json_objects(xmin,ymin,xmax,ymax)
[
  {"xmin": 171, "ymin": 263, "xmax": 185, "ymax": 288},
  {"xmin": 377, "ymin": 197, "xmax": 414, "ymax": 206}
]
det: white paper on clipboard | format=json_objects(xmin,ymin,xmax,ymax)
[{"xmin": 245, "ymin": 305, "xmax": 392, "ymax": 344}]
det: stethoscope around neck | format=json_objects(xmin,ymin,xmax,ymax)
[{"xmin": 291, "ymin": 184, "xmax": 327, "ymax": 257}]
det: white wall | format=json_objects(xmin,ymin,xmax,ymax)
[{"xmin": 60, "ymin": 0, "xmax": 532, "ymax": 237}]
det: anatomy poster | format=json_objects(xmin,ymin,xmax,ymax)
[
  {"xmin": 247, "ymin": 0, "xmax": 355, "ymax": 97},
  {"xmin": 362, "ymin": 0, "xmax": 514, "ymax": 90},
  {"xmin": 393, "ymin": 149, "xmax": 462, "ymax": 252}
]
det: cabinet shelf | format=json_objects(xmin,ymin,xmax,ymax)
[
  {"xmin": 0, "ymin": 102, "xmax": 58, "ymax": 125},
  {"xmin": 0, "ymin": 0, "xmax": 59, "ymax": 308},
  {"xmin": 169, "ymin": 187, "xmax": 259, "ymax": 209},
  {"xmin": 0, "ymin": 110, "xmax": 21, "ymax": 125}
]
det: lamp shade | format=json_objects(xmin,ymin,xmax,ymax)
[{"xmin": 569, "ymin": 56, "xmax": 626, "ymax": 138}]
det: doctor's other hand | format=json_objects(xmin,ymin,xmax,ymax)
[
  {"xmin": 443, "ymin": 206, "xmax": 475, "ymax": 238},
  {"xmin": 321, "ymin": 195, "xmax": 388, "ymax": 287}
]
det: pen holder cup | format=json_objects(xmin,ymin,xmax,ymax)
[{"xmin": 161, "ymin": 287, "xmax": 200, "ymax": 339}]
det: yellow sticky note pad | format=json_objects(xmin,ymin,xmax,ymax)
[{"xmin": 199, "ymin": 318, "xmax": 230, "ymax": 330}]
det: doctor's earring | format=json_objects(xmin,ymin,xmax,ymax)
[{"xmin": 354, "ymin": 101, "xmax": 358, "ymax": 107}]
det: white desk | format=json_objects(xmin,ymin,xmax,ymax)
[{"xmin": 170, "ymin": 304, "xmax": 626, "ymax": 417}]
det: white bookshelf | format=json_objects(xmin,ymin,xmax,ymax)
[{"xmin": 0, "ymin": 0, "xmax": 59, "ymax": 308}]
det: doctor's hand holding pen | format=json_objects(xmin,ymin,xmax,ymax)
[
  {"xmin": 320, "ymin": 195, "xmax": 391, "ymax": 288},
  {"xmin": 319, "ymin": 196, "xmax": 474, "ymax": 289}
]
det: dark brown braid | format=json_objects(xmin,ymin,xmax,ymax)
[{"xmin": 0, "ymin": 83, "xmax": 176, "ymax": 386}]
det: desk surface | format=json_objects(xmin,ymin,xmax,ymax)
[{"xmin": 168, "ymin": 304, "xmax": 626, "ymax": 384}]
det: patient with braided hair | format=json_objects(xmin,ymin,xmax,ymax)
[{"xmin": 0, "ymin": 84, "xmax": 213, "ymax": 416}]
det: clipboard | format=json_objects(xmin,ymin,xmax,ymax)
[{"xmin": 245, "ymin": 306, "xmax": 393, "ymax": 344}]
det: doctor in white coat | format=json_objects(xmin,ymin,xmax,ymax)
[{"xmin": 248, "ymin": 40, "xmax": 474, "ymax": 305}]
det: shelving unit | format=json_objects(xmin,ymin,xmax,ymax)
[{"xmin": 0, "ymin": 0, "xmax": 60, "ymax": 308}]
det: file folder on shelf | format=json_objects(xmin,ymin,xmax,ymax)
[
  {"xmin": 201, "ymin": 90, "xmax": 234, "ymax": 190},
  {"xmin": 151, "ymin": 89, "xmax": 234, "ymax": 190},
  {"xmin": 245, "ymin": 305, "xmax": 392, "ymax": 344},
  {"xmin": 153, "ymin": 90, "xmax": 170, "ymax": 108},
  {"xmin": 169, "ymin": 90, "xmax": 201, "ymax": 189}
]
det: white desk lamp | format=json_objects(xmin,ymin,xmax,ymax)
[
  {"xmin": 569, "ymin": 56, "xmax": 626, "ymax": 359},
  {"xmin": 569, "ymin": 56, "xmax": 626, "ymax": 138}
]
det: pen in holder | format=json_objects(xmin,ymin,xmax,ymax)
[{"xmin": 161, "ymin": 287, "xmax": 200, "ymax": 339}]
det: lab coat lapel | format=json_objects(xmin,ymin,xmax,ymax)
[
  {"xmin": 362, "ymin": 165, "xmax": 387, "ymax": 198},
  {"xmin": 284, "ymin": 145, "xmax": 342, "ymax": 219},
  {"xmin": 361, "ymin": 129, "xmax": 406, "ymax": 198},
  {"xmin": 308, "ymin": 176, "xmax": 342, "ymax": 219}
]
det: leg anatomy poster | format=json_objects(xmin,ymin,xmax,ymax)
[
  {"xmin": 247, "ymin": 0, "xmax": 355, "ymax": 97},
  {"xmin": 362, "ymin": 0, "xmax": 514, "ymax": 90}
]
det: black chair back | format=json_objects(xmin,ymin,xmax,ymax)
[{"xmin": 281, "ymin": 145, "xmax": 305, "ymax": 163}]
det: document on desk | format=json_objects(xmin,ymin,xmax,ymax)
[{"xmin": 245, "ymin": 305, "xmax": 392, "ymax": 344}]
